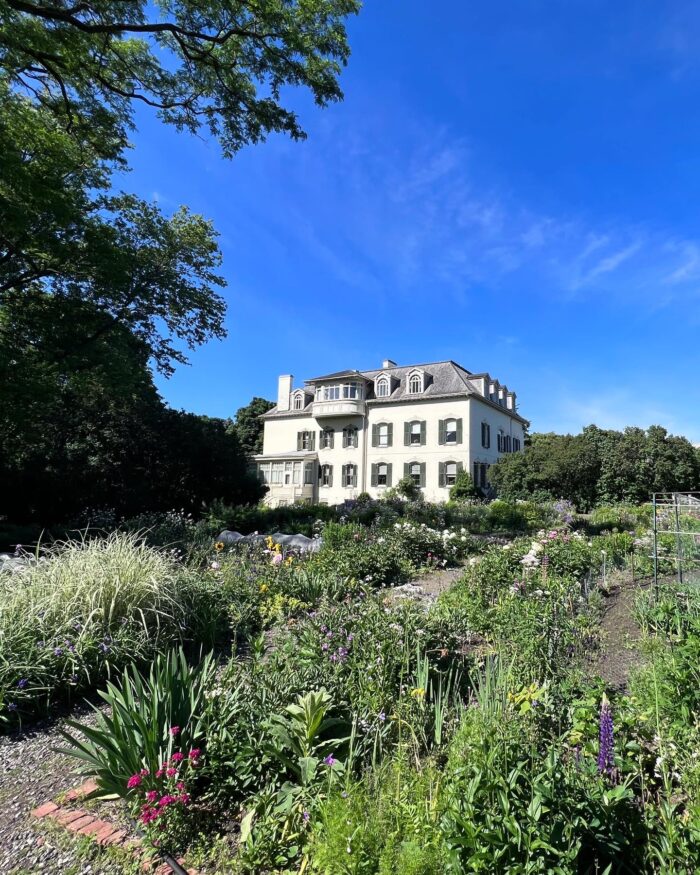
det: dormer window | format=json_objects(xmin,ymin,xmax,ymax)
[
  {"xmin": 293, "ymin": 392, "xmax": 305, "ymax": 410},
  {"xmin": 407, "ymin": 370, "xmax": 424, "ymax": 394},
  {"xmin": 376, "ymin": 377, "xmax": 389, "ymax": 398}
]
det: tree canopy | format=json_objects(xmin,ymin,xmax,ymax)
[
  {"xmin": 489, "ymin": 425, "xmax": 700, "ymax": 510},
  {"xmin": 0, "ymin": 0, "xmax": 360, "ymax": 156},
  {"xmin": 231, "ymin": 396, "xmax": 275, "ymax": 457}
]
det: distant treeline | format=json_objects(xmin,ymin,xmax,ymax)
[{"xmin": 489, "ymin": 425, "xmax": 700, "ymax": 510}]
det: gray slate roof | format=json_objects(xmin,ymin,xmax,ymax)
[{"xmin": 262, "ymin": 359, "xmax": 528, "ymax": 424}]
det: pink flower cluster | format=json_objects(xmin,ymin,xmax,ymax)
[{"xmin": 125, "ymin": 745, "xmax": 202, "ymax": 828}]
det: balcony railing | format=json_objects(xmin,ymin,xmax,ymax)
[{"xmin": 312, "ymin": 399, "xmax": 366, "ymax": 418}]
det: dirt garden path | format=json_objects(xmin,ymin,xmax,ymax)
[{"xmin": 586, "ymin": 573, "xmax": 649, "ymax": 691}]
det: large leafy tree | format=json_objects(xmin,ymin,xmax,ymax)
[
  {"xmin": 231, "ymin": 396, "xmax": 274, "ymax": 456},
  {"xmin": 0, "ymin": 0, "xmax": 360, "ymax": 155},
  {"xmin": 489, "ymin": 426, "xmax": 700, "ymax": 510}
]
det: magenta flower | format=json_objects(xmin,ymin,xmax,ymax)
[
  {"xmin": 188, "ymin": 748, "xmax": 201, "ymax": 760},
  {"xmin": 127, "ymin": 774, "xmax": 142, "ymax": 789},
  {"xmin": 170, "ymin": 752, "xmax": 184, "ymax": 763},
  {"xmin": 166, "ymin": 767, "xmax": 177, "ymax": 778},
  {"xmin": 323, "ymin": 755, "xmax": 338, "ymax": 766},
  {"xmin": 146, "ymin": 790, "xmax": 158, "ymax": 803},
  {"xmin": 169, "ymin": 726, "xmax": 180, "ymax": 737}
]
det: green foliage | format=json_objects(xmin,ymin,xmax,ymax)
[
  {"xmin": 490, "ymin": 426, "xmax": 700, "ymax": 511},
  {"xmin": 57, "ymin": 648, "xmax": 214, "ymax": 798},
  {"xmin": 231, "ymin": 397, "xmax": 275, "ymax": 458},
  {"xmin": 449, "ymin": 468, "xmax": 481, "ymax": 501},
  {"xmin": 1, "ymin": 0, "xmax": 361, "ymax": 158},
  {"xmin": 0, "ymin": 533, "xmax": 225, "ymax": 720}
]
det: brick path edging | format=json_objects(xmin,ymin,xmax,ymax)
[{"xmin": 31, "ymin": 780, "xmax": 199, "ymax": 875}]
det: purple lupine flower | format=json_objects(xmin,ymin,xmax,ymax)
[
  {"xmin": 302, "ymin": 810, "xmax": 310, "ymax": 823},
  {"xmin": 53, "ymin": 647, "xmax": 64, "ymax": 657},
  {"xmin": 323, "ymin": 755, "xmax": 338, "ymax": 766},
  {"xmin": 17, "ymin": 678, "xmax": 28, "ymax": 689},
  {"xmin": 597, "ymin": 697, "xmax": 614, "ymax": 774},
  {"xmin": 378, "ymin": 711, "xmax": 386, "ymax": 722},
  {"xmin": 8, "ymin": 702, "xmax": 17, "ymax": 712}
]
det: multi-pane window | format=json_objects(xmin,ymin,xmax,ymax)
[
  {"xmin": 377, "ymin": 463, "xmax": 389, "ymax": 486},
  {"xmin": 343, "ymin": 426, "xmax": 358, "ymax": 448},
  {"xmin": 376, "ymin": 378, "xmax": 389, "ymax": 398},
  {"xmin": 497, "ymin": 431, "xmax": 505, "ymax": 452},
  {"xmin": 513, "ymin": 438, "xmax": 521, "ymax": 452},
  {"xmin": 342, "ymin": 464, "xmax": 357, "ymax": 488},
  {"xmin": 271, "ymin": 462, "xmax": 283, "ymax": 484},
  {"xmin": 304, "ymin": 463, "xmax": 315, "ymax": 485},
  {"xmin": 294, "ymin": 394, "xmax": 303, "ymax": 410},
  {"xmin": 410, "ymin": 421, "xmax": 422, "ymax": 445},
  {"xmin": 342, "ymin": 383, "xmax": 362, "ymax": 399},
  {"xmin": 409, "ymin": 462, "xmax": 422, "ymax": 486},
  {"xmin": 408, "ymin": 373, "xmax": 422, "ymax": 394},
  {"xmin": 319, "ymin": 464, "xmax": 333, "ymax": 487},
  {"xmin": 378, "ymin": 424, "xmax": 390, "ymax": 447},
  {"xmin": 320, "ymin": 428, "xmax": 334, "ymax": 449},
  {"xmin": 445, "ymin": 462, "xmax": 458, "ymax": 486},
  {"xmin": 445, "ymin": 419, "xmax": 458, "ymax": 444},
  {"xmin": 258, "ymin": 463, "xmax": 271, "ymax": 483},
  {"xmin": 299, "ymin": 431, "xmax": 314, "ymax": 451},
  {"xmin": 481, "ymin": 422, "xmax": 490, "ymax": 448}
]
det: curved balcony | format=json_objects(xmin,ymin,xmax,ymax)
[{"xmin": 312, "ymin": 399, "xmax": 366, "ymax": 418}]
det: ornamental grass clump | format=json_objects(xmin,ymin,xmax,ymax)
[{"xmin": 0, "ymin": 532, "xmax": 207, "ymax": 721}]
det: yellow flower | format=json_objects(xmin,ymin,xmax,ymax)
[
  {"xmin": 410, "ymin": 687, "xmax": 426, "ymax": 699},
  {"xmin": 214, "ymin": 541, "xmax": 224, "ymax": 552},
  {"xmin": 259, "ymin": 583, "xmax": 269, "ymax": 593},
  {"xmin": 285, "ymin": 557, "xmax": 293, "ymax": 566}
]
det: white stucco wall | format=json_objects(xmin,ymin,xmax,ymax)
[{"xmin": 259, "ymin": 390, "xmax": 526, "ymax": 506}]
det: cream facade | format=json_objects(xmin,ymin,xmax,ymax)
[{"xmin": 254, "ymin": 360, "xmax": 528, "ymax": 506}]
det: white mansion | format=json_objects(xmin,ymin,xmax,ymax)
[{"xmin": 255, "ymin": 359, "xmax": 528, "ymax": 506}]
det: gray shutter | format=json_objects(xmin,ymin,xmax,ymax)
[
  {"xmin": 438, "ymin": 420, "xmax": 446, "ymax": 445},
  {"xmin": 404, "ymin": 422, "xmax": 410, "ymax": 446},
  {"xmin": 341, "ymin": 465, "xmax": 347, "ymax": 487},
  {"xmin": 372, "ymin": 424, "xmax": 379, "ymax": 447},
  {"xmin": 310, "ymin": 432, "xmax": 315, "ymax": 451},
  {"xmin": 387, "ymin": 423, "xmax": 393, "ymax": 447},
  {"xmin": 404, "ymin": 462, "xmax": 410, "ymax": 479},
  {"xmin": 354, "ymin": 428, "xmax": 359, "ymax": 448},
  {"xmin": 456, "ymin": 419, "xmax": 463, "ymax": 445},
  {"xmin": 457, "ymin": 461, "xmax": 464, "ymax": 474},
  {"xmin": 386, "ymin": 463, "xmax": 393, "ymax": 487},
  {"xmin": 420, "ymin": 462, "xmax": 426, "ymax": 487},
  {"xmin": 371, "ymin": 464, "xmax": 378, "ymax": 487},
  {"xmin": 328, "ymin": 465, "xmax": 333, "ymax": 487},
  {"xmin": 329, "ymin": 429, "xmax": 335, "ymax": 449},
  {"xmin": 420, "ymin": 421, "xmax": 426, "ymax": 445},
  {"xmin": 297, "ymin": 432, "xmax": 302, "ymax": 451},
  {"xmin": 439, "ymin": 462, "xmax": 446, "ymax": 487}
]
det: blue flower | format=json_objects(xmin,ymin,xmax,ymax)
[
  {"xmin": 7, "ymin": 702, "xmax": 17, "ymax": 712},
  {"xmin": 17, "ymin": 678, "xmax": 28, "ymax": 689},
  {"xmin": 53, "ymin": 647, "xmax": 64, "ymax": 657}
]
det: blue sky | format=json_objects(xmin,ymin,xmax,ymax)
[{"xmin": 121, "ymin": 0, "xmax": 700, "ymax": 441}]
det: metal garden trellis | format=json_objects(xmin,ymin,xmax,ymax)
[{"xmin": 651, "ymin": 492, "xmax": 700, "ymax": 593}]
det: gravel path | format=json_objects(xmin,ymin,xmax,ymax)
[{"xmin": 0, "ymin": 706, "xmax": 125, "ymax": 874}]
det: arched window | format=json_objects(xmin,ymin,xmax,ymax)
[
  {"xmin": 343, "ymin": 426, "xmax": 358, "ymax": 448},
  {"xmin": 408, "ymin": 372, "xmax": 422, "ymax": 394},
  {"xmin": 376, "ymin": 377, "xmax": 389, "ymax": 398},
  {"xmin": 293, "ymin": 394, "xmax": 303, "ymax": 410}
]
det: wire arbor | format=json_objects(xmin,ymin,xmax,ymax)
[{"xmin": 652, "ymin": 492, "xmax": 700, "ymax": 590}]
